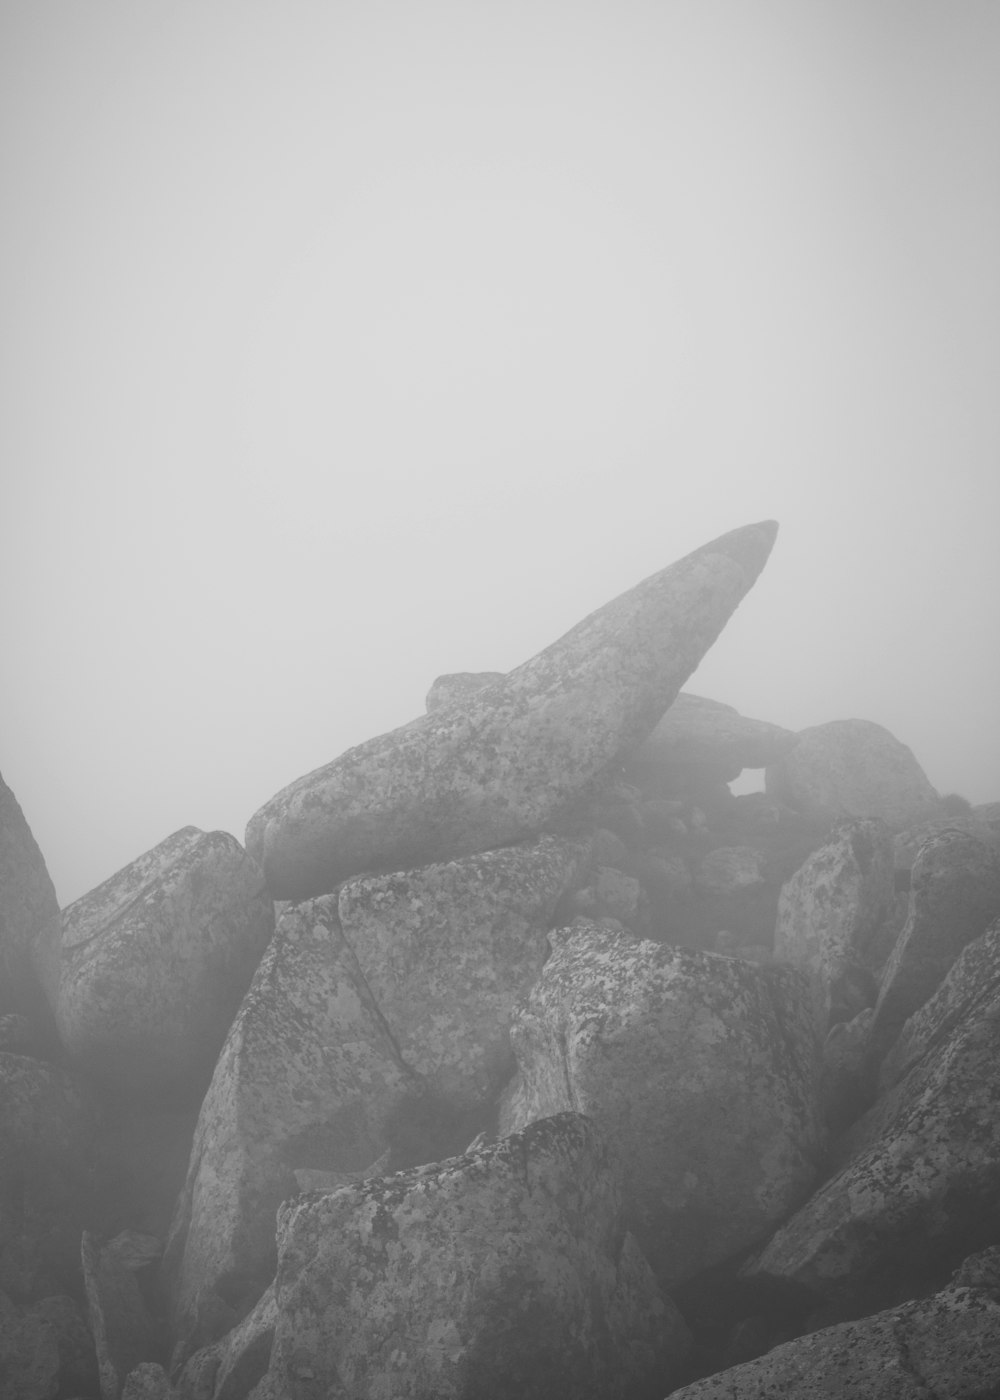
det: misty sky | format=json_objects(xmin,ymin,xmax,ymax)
[{"xmin": 2, "ymin": 1, "xmax": 998, "ymax": 908}]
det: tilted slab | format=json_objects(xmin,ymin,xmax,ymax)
[{"xmin": 245, "ymin": 520, "xmax": 778, "ymax": 898}]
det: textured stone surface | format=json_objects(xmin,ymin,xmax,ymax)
[
  {"xmin": 745, "ymin": 917, "xmax": 1000, "ymax": 1310},
  {"xmin": 894, "ymin": 814, "xmax": 1000, "ymax": 875},
  {"xmin": 246, "ymin": 521, "xmax": 779, "ymax": 899},
  {"xmin": 338, "ymin": 836, "xmax": 584, "ymax": 1107},
  {"xmin": 626, "ymin": 691, "xmax": 796, "ymax": 780},
  {"xmin": 164, "ymin": 895, "xmax": 419, "ymax": 1339},
  {"xmin": 502, "ymin": 923, "xmax": 824, "ymax": 1284},
  {"xmin": 766, "ymin": 719, "xmax": 940, "ymax": 829},
  {"xmin": 869, "ymin": 827, "xmax": 1000, "ymax": 1061},
  {"xmin": 82, "ymin": 1230, "xmax": 158, "ymax": 1400},
  {"xmin": 175, "ymin": 1284, "xmax": 275, "ymax": 1400},
  {"xmin": 424, "ymin": 671, "xmax": 505, "ymax": 711},
  {"xmin": 58, "ymin": 827, "xmax": 274, "ymax": 1096},
  {"xmin": 0, "ymin": 771, "xmax": 61, "ymax": 1029},
  {"xmin": 668, "ymin": 1278, "xmax": 1000, "ymax": 1398},
  {"xmin": 264, "ymin": 1114, "xmax": 691, "ymax": 1400},
  {"xmin": 694, "ymin": 846, "xmax": 767, "ymax": 898},
  {"xmin": 774, "ymin": 819, "xmax": 894, "ymax": 1029}
]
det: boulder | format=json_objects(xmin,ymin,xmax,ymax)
[
  {"xmin": 57, "ymin": 828, "xmax": 274, "ymax": 1098},
  {"xmin": 0, "ymin": 772, "xmax": 61, "ymax": 1032},
  {"xmin": 501, "ymin": 923, "xmax": 824, "ymax": 1285},
  {"xmin": 694, "ymin": 846, "xmax": 767, "ymax": 898},
  {"xmin": 743, "ymin": 916, "xmax": 1000, "ymax": 1312},
  {"xmin": 0, "ymin": 1052, "xmax": 95, "ymax": 1299},
  {"xmin": 774, "ymin": 819, "xmax": 894, "ymax": 1030},
  {"xmin": 82, "ymin": 1230, "xmax": 158, "ymax": 1400},
  {"xmin": 766, "ymin": 719, "xmax": 940, "ymax": 830},
  {"xmin": 625, "ymin": 692, "xmax": 796, "ymax": 789},
  {"xmin": 868, "ymin": 827, "xmax": 1000, "ymax": 1061},
  {"xmin": 245, "ymin": 520, "xmax": 779, "ymax": 899},
  {"xmin": 121, "ymin": 1364, "xmax": 175, "ymax": 1399},
  {"xmin": 667, "ymin": 1271, "xmax": 1000, "ymax": 1398},
  {"xmin": 894, "ymin": 814, "xmax": 1000, "ymax": 876},
  {"xmin": 164, "ymin": 895, "xmax": 420, "ymax": 1341},
  {"xmin": 174, "ymin": 1284, "xmax": 275, "ymax": 1400},
  {"xmin": 263, "ymin": 1114, "xmax": 691, "ymax": 1400},
  {"xmin": 337, "ymin": 836, "xmax": 584, "ymax": 1106},
  {"xmin": 425, "ymin": 670, "xmax": 505, "ymax": 711}
]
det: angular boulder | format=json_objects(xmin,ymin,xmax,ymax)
[
  {"xmin": 0, "ymin": 772, "xmax": 61, "ymax": 1030},
  {"xmin": 774, "ymin": 819, "xmax": 894, "ymax": 1030},
  {"xmin": 868, "ymin": 826, "xmax": 1000, "ymax": 1061},
  {"xmin": 264, "ymin": 1114, "xmax": 691, "ymax": 1400},
  {"xmin": 766, "ymin": 719, "xmax": 940, "ymax": 829},
  {"xmin": 57, "ymin": 828, "xmax": 274, "ymax": 1097},
  {"xmin": 625, "ymin": 692, "xmax": 796, "ymax": 787},
  {"xmin": 502, "ymin": 923, "xmax": 825, "ymax": 1285},
  {"xmin": 245, "ymin": 520, "xmax": 779, "ymax": 898}
]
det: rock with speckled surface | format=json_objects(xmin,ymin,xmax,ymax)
[
  {"xmin": 245, "ymin": 521, "xmax": 779, "ymax": 899},
  {"xmin": 263, "ymin": 1113, "xmax": 691, "ymax": 1400},
  {"xmin": 625, "ymin": 692, "xmax": 796, "ymax": 788},
  {"xmin": 425, "ymin": 671, "xmax": 505, "ymax": 711},
  {"xmin": 500, "ymin": 923, "xmax": 825, "ymax": 1286},
  {"xmin": 57, "ymin": 828, "xmax": 274, "ymax": 1097}
]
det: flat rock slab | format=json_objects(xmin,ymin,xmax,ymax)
[
  {"xmin": 264, "ymin": 1113, "xmax": 691, "ymax": 1400},
  {"xmin": 502, "ymin": 923, "xmax": 825, "ymax": 1285},
  {"xmin": 766, "ymin": 719, "xmax": 940, "ymax": 830},
  {"xmin": 246, "ymin": 521, "xmax": 778, "ymax": 898},
  {"xmin": 57, "ymin": 827, "xmax": 274, "ymax": 1097}
]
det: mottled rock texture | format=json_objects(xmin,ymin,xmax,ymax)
[
  {"xmin": 82, "ymin": 1230, "xmax": 157, "ymax": 1400},
  {"xmin": 625, "ymin": 691, "xmax": 795, "ymax": 787},
  {"xmin": 175, "ymin": 1283, "xmax": 275, "ymax": 1400},
  {"xmin": 0, "ymin": 772, "xmax": 61, "ymax": 1030},
  {"xmin": 502, "ymin": 923, "xmax": 824, "ymax": 1285},
  {"xmin": 246, "ymin": 520, "xmax": 779, "ymax": 898},
  {"xmin": 58, "ymin": 827, "xmax": 274, "ymax": 1097},
  {"xmin": 424, "ymin": 671, "xmax": 505, "ymax": 711},
  {"xmin": 766, "ymin": 718, "xmax": 940, "ymax": 829},
  {"xmin": 774, "ymin": 819, "xmax": 894, "ymax": 1029},
  {"xmin": 264, "ymin": 1114, "xmax": 690, "ymax": 1400}
]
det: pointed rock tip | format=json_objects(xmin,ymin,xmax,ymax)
[{"xmin": 700, "ymin": 519, "xmax": 779, "ymax": 575}]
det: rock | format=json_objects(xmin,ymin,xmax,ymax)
[
  {"xmin": 766, "ymin": 719, "xmax": 940, "ymax": 830},
  {"xmin": 774, "ymin": 819, "xmax": 894, "ymax": 1030},
  {"xmin": 625, "ymin": 692, "xmax": 796, "ymax": 787},
  {"xmin": 0, "ymin": 1290, "xmax": 61, "ymax": 1400},
  {"xmin": 694, "ymin": 846, "xmax": 767, "ymax": 898},
  {"xmin": 424, "ymin": 670, "xmax": 505, "ymax": 711},
  {"xmin": 821, "ymin": 1006, "xmax": 875, "ymax": 1134},
  {"xmin": 175, "ymin": 1284, "xmax": 276, "ymax": 1400},
  {"xmin": 894, "ymin": 814, "xmax": 1000, "ymax": 876},
  {"xmin": 336, "ymin": 836, "xmax": 585, "ymax": 1107},
  {"xmin": 57, "ymin": 828, "xmax": 274, "ymax": 1098},
  {"xmin": 0, "ymin": 1052, "xmax": 95, "ymax": 1298},
  {"xmin": 121, "ymin": 1363, "xmax": 175, "ymax": 1399},
  {"xmin": 82, "ymin": 1230, "xmax": 158, "ymax": 1400},
  {"xmin": 90, "ymin": 1106, "xmax": 199, "ymax": 1241},
  {"xmin": 0, "ymin": 772, "xmax": 61, "ymax": 1032},
  {"xmin": 691, "ymin": 846, "xmax": 779, "ymax": 950},
  {"xmin": 164, "ymin": 894, "xmax": 421, "ymax": 1341},
  {"xmin": 869, "ymin": 827, "xmax": 1000, "ymax": 1061},
  {"xmin": 667, "ymin": 1275, "xmax": 1000, "ymax": 1398},
  {"xmin": 743, "ymin": 916, "xmax": 1000, "ymax": 1312},
  {"xmin": 501, "ymin": 923, "xmax": 824, "ymax": 1285},
  {"xmin": 263, "ymin": 1114, "xmax": 692, "ymax": 1400},
  {"xmin": 245, "ymin": 521, "xmax": 779, "ymax": 899}
]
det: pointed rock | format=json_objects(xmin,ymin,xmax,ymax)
[{"xmin": 246, "ymin": 520, "xmax": 779, "ymax": 898}]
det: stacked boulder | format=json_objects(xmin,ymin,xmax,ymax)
[{"xmin": 2, "ymin": 517, "xmax": 1000, "ymax": 1399}]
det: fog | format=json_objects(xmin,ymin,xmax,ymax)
[{"xmin": 2, "ymin": 1, "xmax": 998, "ymax": 908}]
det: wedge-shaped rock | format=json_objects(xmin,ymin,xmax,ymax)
[
  {"xmin": 0, "ymin": 771, "xmax": 61, "ymax": 1031},
  {"xmin": 57, "ymin": 828, "xmax": 274, "ymax": 1096},
  {"xmin": 774, "ymin": 819, "xmax": 893, "ymax": 1030},
  {"xmin": 264, "ymin": 1114, "xmax": 691, "ymax": 1400},
  {"xmin": 869, "ymin": 826, "xmax": 1000, "ymax": 1061},
  {"xmin": 246, "ymin": 520, "xmax": 778, "ymax": 898},
  {"xmin": 502, "ymin": 924, "xmax": 825, "ymax": 1285},
  {"xmin": 164, "ymin": 896, "xmax": 419, "ymax": 1341},
  {"xmin": 744, "ymin": 917, "xmax": 1000, "ymax": 1309},
  {"xmin": 337, "ymin": 836, "xmax": 586, "ymax": 1108},
  {"xmin": 669, "ymin": 1271, "xmax": 1000, "ymax": 1399},
  {"xmin": 626, "ymin": 692, "xmax": 796, "ymax": 785},
  {"xmin": 766, "ymin": 718, "xmax": 940, "ymax": 829}
]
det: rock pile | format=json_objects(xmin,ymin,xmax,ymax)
[{"xmin": 2, "ymin": 518, "xmax": 999, "ymax": 1399}]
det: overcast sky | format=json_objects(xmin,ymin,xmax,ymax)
[{"xmin": 2, "ymin": 1, "xmax": 998, "ymax": 908}]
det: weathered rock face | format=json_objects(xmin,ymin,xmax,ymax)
[
  {"xmin": 894, "ymin": 814, "xmax": 1000, "ymax": 876},
  {"xmin": 502, "ymin": 923, "xmax": 825, "ymax": 1285},
  {"xmin": 164, "ymin": 895, "xmax": 420, "ymax": 1341},
  {"xmin": 245, "ymin": 520, "xmax": 779, "ymax": 899},
  {"xmin": 625, "ymin": 692, "xmax": 796, "ymax": 787},
  {"xmin": 0, "ymin": 772, "xmax": 61, "ymax": 1030},
  {"xmin": 668, "ymin": 1269, "xmax": 1000, "ymax": 1399},
  {"xmin": 264, "ymin": 1114, "xmax": 691, "ymax": 1400},
  {"xmin": 0, "ymin": 1053, "xmax": 95, "ymax": 1300},
  {"xmin": 774, "ymin": 819, "xmax": 894, "ymax": 1029},
  {"xmin": 57, "ymin": 828, "xmax": 274, "ymax": 1097},
  {"xmin": 868, "ymin": 827, "xmax": 1000, "ymax": 1061},
  {"xmin": 425, "ymin": 671, "xmax": 505, "ymax": 711},
  {"xmin": 766, "ymin": 719, "xmax": 941, "ymax": 830},
  {"xmin": 337, "ymin": 836, "xmax": 585, "ymax": 1108},
  {"xmin": 82, "ymin": 1230, "xmax": 158, "ymax": 1400},
  {"xmin": 175, "ymin": 1283, "xmax": 276, "ymax": 1400},
  {"xmin": 743, "ymin": 917, "xmax": 1000, "ymax": 1312}
]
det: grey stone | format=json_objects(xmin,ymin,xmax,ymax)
[
  {"xmin": 0, "ymin": 772, "xmax": 61, "ymax": 1031},
  {"xmin": 424, "ymin": 670, "xmax": 505, "ymax": 711},
  {"xmin": 82, "ymin": 1231, "xmax": 158, "ymax": 1400}
]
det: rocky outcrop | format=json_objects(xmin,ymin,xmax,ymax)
[
  {"xmin": 625, "ymin": 692, "xmax": 796, "ymax": 787},
  {"xmin": 501, "ymin": 922, "xmax": 825, "ymax": 1285},
  {"xmin": 57, "ymin": 828, "xmax": 274, "ymax": 1098},
  {"xmin": 263, "ymin": 1114, "xmax": 691, "ymax": 1400},
  {"xmin": 0, "ymin": 772, "xmax": 61, "ymax": 1032},
  {"xmin": 766, "ymin": 718, "xmax": 941, "ymax": 829},
  {"xmin": 82, "ymin": 1231, "xmax": 158, "ymax": 1400},
  {"xmin": 245, "ymin": 521, "xmax": 779, "ymax": 899},
  {"xmin": 174, "ymin": 1283, "xmax": 275, "ymax": 1400},
  {"xmin": 424, "ymin": 670, "xmax": 505, "ymax": 711}
]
